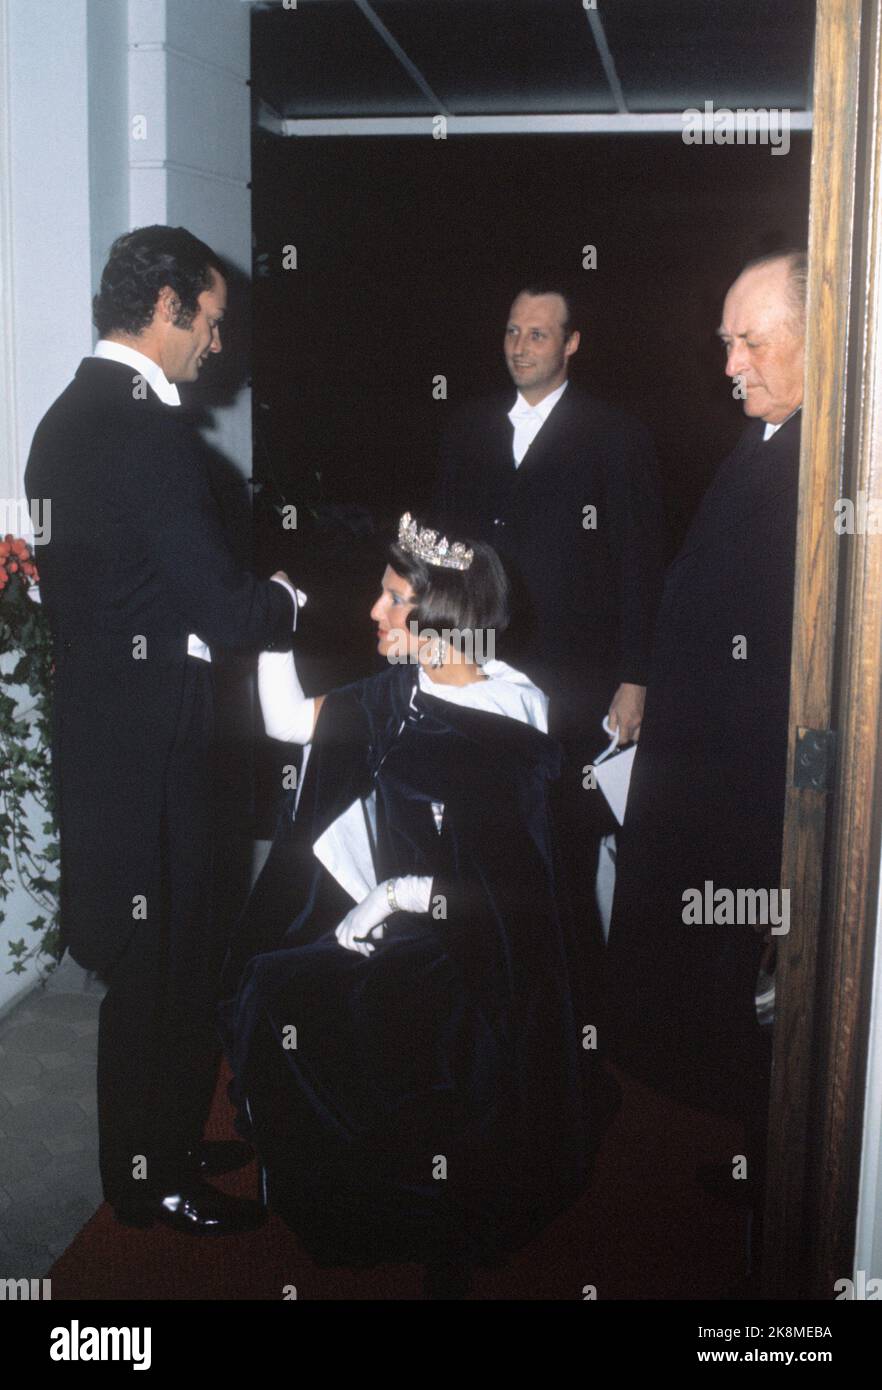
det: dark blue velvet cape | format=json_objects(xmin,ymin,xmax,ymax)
[{"xmin": 220, "ymin": 662, "xmax": 596, "ymax": 1266}]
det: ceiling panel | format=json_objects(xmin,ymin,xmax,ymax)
[
  {"xmin": 252, "ymin": 0, "xmax": 816, "ymax": 121},
  {"xmin": 255, "ymin": 0, "xmax": 435, "ymax": 117},
  {"xmin": 601, "ymin": 0, "xmax": 815, "ymax": 112},
  {"xmin": 369, "ymin": 0, "xmax": 615, "ymax": 115}
]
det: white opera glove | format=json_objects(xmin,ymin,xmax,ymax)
[
  {"xmin": 258, "ymin": 650, "xmax": 315, "ymax": 743},
  {"xmin": 335, "ymin": 876, "xmax": 433, "ymax": 957},
  {"xmin": 258, "ymin": 589, "xmax": 312, "ymax": 743}
]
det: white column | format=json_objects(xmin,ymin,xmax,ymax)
[
  {"xmin": 0, "ymin": 0, "xmax": 16, "ymax": 508},
  {"xmin": 2, "ymin": 0, "xmax": 93, "ymax": 506},
  {"xmin": 128, "ymin": 0, "xmax": 252, "ymax": 474},
  {"xmin": 88, "ymin": 0, "xmax": 131, "ymax": 291},
  {"xmin": 0, "ymin": 0, "xmax": 96, "ymax": 1010}
]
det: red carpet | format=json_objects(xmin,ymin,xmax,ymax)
[{"xmin": 49, "ymin": 1061, "xmax": 746, "ymax": 1300}]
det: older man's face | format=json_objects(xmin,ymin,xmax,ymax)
[{"xmin": 718, "ymin": 260, "xmax": 804, "ymax": 424}]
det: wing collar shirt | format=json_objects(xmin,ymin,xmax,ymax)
[
  {"xmin": 93, "ymin": 339, "xmax": 297, "ymax": 660},
  {"xmin": 507, "ymin": 379, "xmax": 568, "ymax": 466}
]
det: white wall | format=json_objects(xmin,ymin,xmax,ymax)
[
  {"xmin": 4, "ymin": 0, "xmax": 94, "ymax": 496},
  {"xmin": 129, "ymin": 0, "xmax": 252, "ymax": 470},
  {"xmin": 88, "ymin": 0, "xmax": 130, "ymax": 290},
  {"xmin": 0, "ymin": 0, "xmax": 95, "ymax": 1009},
  {"xmin": 0, "ymin": 0, "xmax": 253, "ymax": 1011}
]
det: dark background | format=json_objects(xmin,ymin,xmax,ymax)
[
  {"xmin": 209, "ymin": 4, "xmax": 815, "ymax": 914},
  {"xmin": 248, "ymin": 129, "xmax": 811, "ymax": 682}
]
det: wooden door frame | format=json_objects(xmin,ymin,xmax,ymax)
[{"xmin": 763, "ymin": 0, "xmax": 882, "ymax": 1300}]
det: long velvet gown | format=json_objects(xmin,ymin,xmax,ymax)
[{"xmin": 220, "ymin": 661, "xmax": 597, "ymax": 1267}]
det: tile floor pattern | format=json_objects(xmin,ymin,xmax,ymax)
[{"xmin": 0, "ymin": 954, "xmax": 106, "ymax": 1279}]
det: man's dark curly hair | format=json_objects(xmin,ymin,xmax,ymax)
[{"xmin": 92, "ymin": 225, "xmax": 227, "ymax": 338}]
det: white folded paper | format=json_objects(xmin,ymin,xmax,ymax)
[{"xmin": 591, "ymin": 716, "xmax": 636, "ymax": 826}]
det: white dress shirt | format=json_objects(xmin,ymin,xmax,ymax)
[
  {"xmin": 93, "ymin": 339, "xmax": 297, "ymax": 660},
  {"xmin": 507, "ymin": 379, "xmax": 568, "ymax": 466},
  {"xmin": 414, "ymin": 658, "xmax": 548, "ymax": 730},
  {"xmin": 762, "ymin": 407, "xmax": 800, "ymax": 441}
]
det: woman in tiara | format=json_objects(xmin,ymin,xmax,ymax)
[{"xmin": 220, "ymin": 514, "xmax": 597, "ymax": 1297}]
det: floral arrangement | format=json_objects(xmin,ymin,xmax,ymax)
[{"xmin": 0, "ymin": 535, "xmax": 60, "ymax": 975}]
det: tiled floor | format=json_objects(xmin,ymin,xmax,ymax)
[{"xmin": 0, "ymin": 954, "xmax": 105, "ymax": 1278}]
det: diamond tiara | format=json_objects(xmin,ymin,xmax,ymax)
[{"xmin": 397, "ymin": 512, "xmax": 475, "ymax": 571}]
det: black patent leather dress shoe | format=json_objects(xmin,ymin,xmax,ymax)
[
  {"xmin": 186, "ymin": 1139, "xmax": 253, "ymax": 1176},
  {"xmin": 113, "ymin": 1177, "xmax": 266, "ymax": 1236}
]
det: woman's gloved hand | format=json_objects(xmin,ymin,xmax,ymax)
[{"xmin": 334, "ymin": 876, "xmax": 433, "ymax": 956}]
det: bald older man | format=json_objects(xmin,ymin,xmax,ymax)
[{"xmin": 606, "ymin": 251, "xmax": 805, "ymax": 1185}]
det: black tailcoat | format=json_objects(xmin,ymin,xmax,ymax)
[
  {"xmin": 605, "ymin": 413, "xmax": 801, "ymax": 1115},
  {"xmin": 435, "ymin": 384, "xmax": 666, "ymax": 745},
  {"xmin": 24, "ymin": 357, "xmax": 294, "ymax": 975}
]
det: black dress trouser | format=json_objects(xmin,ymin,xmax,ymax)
[{"xmin": 96, "ymin": 658, "xmax": 224, "ymax": 1204}]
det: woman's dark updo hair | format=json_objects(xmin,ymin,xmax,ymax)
[
  {"xmin": 387, "ymin": 526, "xmax": 510, "ymax": 653},
  {"xmin": 92, "ymin": 225, "xmax": 226, "ymax": 338}
]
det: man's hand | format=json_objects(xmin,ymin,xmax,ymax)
[{"xmin": 607, "ymin": 682, "xmax": 646, "ymax": 744}]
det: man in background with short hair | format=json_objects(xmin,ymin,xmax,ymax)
[{"xmin": 435, "ymin": 285, "xmax": 666, "ymax": 947}]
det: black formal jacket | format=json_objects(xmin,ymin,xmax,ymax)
[
  {"xmin": 434, "ymin": 384, "xmax": 666, "ymax": 745},
  {"xmin": 24, "ymin": 357, "xmax": 295, "ymax": 971},
  {"xmin": 605, "ymin": 412, "xmax": 801, "ymax": 1115}
]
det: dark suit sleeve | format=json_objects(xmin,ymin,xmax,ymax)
[
  {"xmin": 601, "ymin": 421, "xmax": 666, "ymax": 687},
  {"xmin": 434, "ymin": 404, "xmax": 483, "ymax": 532},
  {"xmin": 127, "ymin": 421, "xmax": 296, "ymax": 652}
]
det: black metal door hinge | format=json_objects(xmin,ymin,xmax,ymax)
[{"xmin": 793, "ymin": 727, "xmax": 837, "ymax": 792}]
